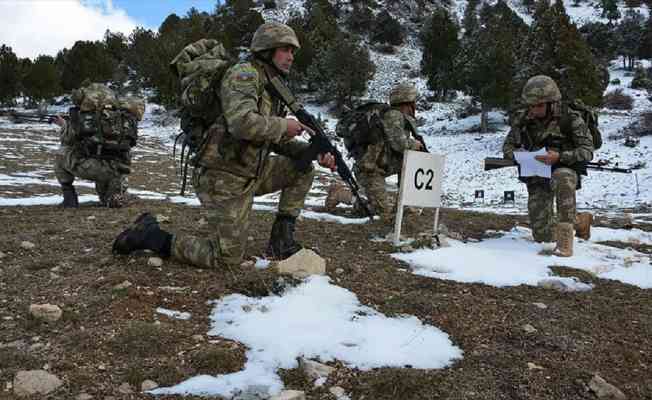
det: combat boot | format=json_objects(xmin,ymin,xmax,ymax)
[
  {"xmin": 553, "ymin": 222, "xmax": 574, "ymax": 257},
  {"xmin": 266, "ymin": 214, "xmax": 302, "ymax": 260},
  {"xmin": 112, "ymin": 213, "xmax": 172, "ymax": 257},
  {"xmin": 324, "ymin": 183, "xmax": 353, "ymax": 211},
  {"xmin": 61, "ymin": 184, "xmax": 79, "ymax": 208},
  {"xmin": 574, "ymin": 212, "xmax": 593, "ymax": 240}
]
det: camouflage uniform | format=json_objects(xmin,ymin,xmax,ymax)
[
  {"xmin": 503, "ymin": 76, "xmax": 594, "ymax": 243},
  {"xmin": 353, "ymin": 82, "xmax": 421, "ymax": 218},
  {"xmin": 170, "ymin": 24, "xmax": 314, "ymax": 268},
  {"xmin": 54, "ymin": 121, "xmax": 130, "ymax": 207}
]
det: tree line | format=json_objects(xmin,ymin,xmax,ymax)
[{"xmin": 0, "ymin": 0, "xmax": 651, "ymax": 123}]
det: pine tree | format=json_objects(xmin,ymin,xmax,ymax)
[
  {"xmin": 0, "ymin": 45, "xmax": 21, "ymax": 106},
  {"xmin": 420, "ymin": 8, "xmax": 460, "ymax": 100},
  {"xmin": 462, "ymin": 0, "xmax": 480, "ymax": 34},
  {"xmin": 307, "ymin": 34, "xmax": 375, "ymax": 108},
  {"xmin": 372, "ymin": 11, "xmax": 404, "ymax": 46},
  {"xmin": 516, "ymin": 0, "xmax": 607, "ymax": 106},
  {"xmin": 456, "ymin": 1, "xmax": 528, "ymax": 131},
  {"xmin": 579, "ymin": 22, "xmax": 619, "ymax": 63},
  {"xmin": 617, "ymin": 9, "xmax": 646, "ymax": 69},
  {"xmin": 640, "ymin": 15, "xmax": 652, "ymax": 59},
  {"xmin": 22, "ymin": 55, "xmax": 61, "ymax": 106},
  {"xmin": 60, "ymin": 41, "xmax": 116, "ymax": 91},
  {"xmin": 601, "ymin": 0, "xmax": 621, "ymax": 22}
]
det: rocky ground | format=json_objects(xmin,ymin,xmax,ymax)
[{"xmin": 1, "ymin": 124, "xmax": 652, "ymax": 400}]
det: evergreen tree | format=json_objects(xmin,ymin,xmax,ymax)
[
  {"xmin": 462, "ymin": 0, "xmax": 480, "ymax": 34},
  {"xmin": 0, "ymin": 45, "xmax": 21, "ymax": 105},
  {"xmin": 617, "ymin": 9, "xmax": 646, "ymax": 69},
  {"xmin": 420, "ymin": 8, "xmax": 460, "ymax": 100},
  {"xmin": 640, "ymin": 15, "xmax": 652, "ymax": 59},
  {"xmin": 22, "ymin": 55, "xmax": 61, "ymax": 106},
  {"xmin": 60, "ymin": 40, "xmax": 116, "ymax": 91},
  {"xmin": 371, "ymin": 11, "xmax": 404, "ymax": 46},
  {"xmin": 456, "ymin": 1, "xmax": 528, "ymax": 131},
  {"xmin": 516, "ymin": 0, "xmax": 607, "ymax": 106},
  {"xmin": 307, "ymin": 34, "xmax": 375, "ymax": 108},
  {"xmin": 601, "ymin": 0, "xmax": 621, "ymax": 22},
  {"xmin": 209, "ymin": 0, "xmax": 264, "ymax": 52},
  {"xmin": 579, "ymin": 22, "xmax": 619, "ymax": 63}
]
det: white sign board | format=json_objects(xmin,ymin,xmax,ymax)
[
  {"xmin": 398, "ymin": 151, "xmax": 445, "ymax": 207},
  {"xmin": 393, "ymin": 151, "xmax": 445, "ymax": 246}
]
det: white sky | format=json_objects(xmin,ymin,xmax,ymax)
[{"xmin": 0, "ymin": 0, "xmax": 143, "ymax": 59}]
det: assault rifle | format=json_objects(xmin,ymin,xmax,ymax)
[
  {"xmin": 265, "ymin": 76, "xmax": 373, "ymax": 218},
  {"xmin": 413, "ymin": 132, "xmax": 429, "ymax": 153},
  {"xmin": 484, "ymin": 157, "xmax": 632, "ymax": 173},
  {"xmin": 2, "ymin": 110, "xmax": 67, "ymax": 124}
]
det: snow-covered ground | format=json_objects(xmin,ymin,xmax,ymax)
[
  {"xmin": 151, "ymin": 276, "xmax": 463, "ymax": 398},
  {"xmin": 393, "ymin": 226, "xmax": 652, "ymax": 289}
]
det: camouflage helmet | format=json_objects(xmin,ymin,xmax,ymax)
[
  {"xmin": 389, "ymin": 82, "xmax": 418, "ymax": 106},
  {"xmin": 521, "ymin": 75, "xmax": 562, "ymax": 105},
  {"xmin": 250, "ymin": 22, "xmax": 301, "ymax": 53}
]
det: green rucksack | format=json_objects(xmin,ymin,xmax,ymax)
[
  {"xmin": 170, "ymin": 39, "xmax": 235, "ymax": 194},
  {"xmin": 335, "ymin": 102, "xmax": 390, "ymax": 159},
  {"xmin": 560, "ymin": 99, "xmax": 602, "ymax": 150},
  {"xmin": 68, "ymin": 84, "xmax": 143, "ymax": 165}
]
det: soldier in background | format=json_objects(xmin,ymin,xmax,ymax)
[
  {"xmin": 54, "ymin": 83, "xmax": 143, "ymax": 208},
  {"xmin": 327, "ymin": 82, "xmax": 424, "ymax": 220},
  {"xmin": 502, "ymin": 75, "xmax": 594, "ymax": 257},
  {"xmin": 113, "ymin": 22, "xmax": 336, "ymax": 267}
]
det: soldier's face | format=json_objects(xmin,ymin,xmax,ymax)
[
  {"xmin": 272, "ymin": 46, "xmax": 295, "ymax": 74},
  {"xmin": 528, "ymin": 102, "xmax": 547, "ymax": 119}
]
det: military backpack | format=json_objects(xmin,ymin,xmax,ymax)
[
  {"xmin": 335, "ymin": 102, "xmax": 391, "ymax": 159},
  {"xmin": 67, "ymin": 83, "xmax": 144, "ymax": 165},
  {"xmin": 560, "ymin": 99, "xmax": 602, "ymax": 150},
  {"xmin": 170, "ymin": 39, "xmax": 235, "ymax": 194}
]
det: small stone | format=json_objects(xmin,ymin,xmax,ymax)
[
  {"xmin": 29, "ymin": 304, "xmax": 62, "ymax": 322},
  {"xmin": 522, "ymin": 324, "xmax": 537, "ymax": 334},
  {"xmin": 87, "ymin": 216, "xmax": 96, "ymax": 220},
  {"xmin": 300, "ymin": 358, "xmax": 335, "ymax": 380},
  {"xmin": 76, "ymin": 394, "xmax": 93, "ymax": 400},
  {"xmin": 141, "ymin": 380, "xmax": 158, "ymax": 391},
  {"xmin": 276, "ymin": 249, "xmax": 326, "ymax": 279},
  {"xmin": 13, "ymin": 370, "xmax": 62, "ymax": 397},
  {"xmin": 527, "ymin": 362, "xmax": 545, "ymax": 370},
  {"xmin": 117, "ymin": 382, "xmax": 133, "ymax": 394},
  {"xmin": 532, "ymin": 302, "xmax": 548, "ymax": 309},
  {"xmin": 399, "ymin": 245, "xmax": 415, "ymax": 253},
  {"xmin": 335, "ymin": 268, "xmax": 344, "ymax": 275},
  {"xmin": 155, "ymin": 215, "xmax": 170, "ymax": 223},
  {"xmin": 0, "ymin": 251, "xmax": 6, "ymax": 258},
  {"xmin": 248, "ymin": 236, "xmax": 254, "ymax": 241},
  {"xmin": 589, "ymin": 374, "xmax": 627, "ymax": 399},
  {"xmin": 113, "ymin": 281, "xmax": 132, "ymax": 291},
  {"xmin": 147, "ymin": 257, "xmax": 163, "ymax": 267},
  {"xmin": 240, "ymin": 260, "xmax": 255, "ymax": 268},
  {"xmin": 192, "ymin": 334, "xmax": 205, "ymax": 342},
  {"xmin": 197, "ymin": 217, "xmax": 208, "ymax": 226},
  {"xmin": 270, "ymin": 390, "xmax": 306, "ymax": 400},
  {"xmin": 20, "ymin": 241, "xmax": 35, "ymax": 250},
  {"xmin": 328, "ymin": 386, "xmax": 348, "ymax": 400}
]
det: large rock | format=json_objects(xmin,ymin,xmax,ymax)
[
  {"xmin": 275, "ymin": 249, "xmax": 326, "ymax": 279},
  {"xmin": 589, "ymin": 374, "xmax": 627, "ymax": 399},
  {"xmin": 299, "ymin": 358, "xmax": 335, "ymax": 380},
  {"xmin": 13, "ymin": 370, "xmax": 63, "ymax": 397},
  {"xmin": 270, "ymin": 390, "xmax": 306, "ymax": 400},
  {"xmin": 29, "ymin": 304, "xmax": 62, "ymax": 322}
]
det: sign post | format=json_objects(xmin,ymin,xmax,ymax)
[{"xmin": 393, "ymin": 151, "xmax": 445, "ymax": 246}]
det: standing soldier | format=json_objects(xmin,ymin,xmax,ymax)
[
  {"xmin": 503, "ymin": 75, "xmax": 594, "ymax": 256},
  {"xmin": 113, "ymin": 22, "xmax": 336, "ymax": 267},
  {"xmin": 54, "ymin": 83, "xmax": 143, "ymax": 208},
  {"xmin": 328, "ymin": 82, "xmax": 424, "ymax": 219}
]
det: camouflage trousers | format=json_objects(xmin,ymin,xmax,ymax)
[
  {"xmin": 527, "ymin": 167, "xmax": 577, "ymax": 242},
  {"xmin": 54, "ymin": 147, "xmax": 128, "ymax": 205},
  {"xmin": 353, "ymin": 165, "xmax": 398, "ymax": 220},
  {"xmin": 171, "ymin": 155, "xmax": 315, "ymax": 268}
]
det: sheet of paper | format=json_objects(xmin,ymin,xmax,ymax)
[{"xmin": 513, "ymin": 148, "xmax": 551, "ymax": 178}]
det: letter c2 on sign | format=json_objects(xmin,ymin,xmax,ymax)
[{"xmin": 414, "ymin": 168, "xmax": 434, "ymax": 190}]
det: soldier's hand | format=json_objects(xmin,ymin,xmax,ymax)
[
  {"xmin": 286, "ymin": 118, "xmax": 304, "ymax": 138},
  {"xmin": 535, "ymin": 150, "xmax": 560, "ymax": 165},
  {"xmin": 53, "ymin": 115, "xmax": 66, "ymax": 127},
  {"xmin": 318, "ymin": 152, "xmax": 337, "ymax": 172},
  {"xmin": 415, "ymin": 141, "xmax": 424, "ymax": 151}
]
